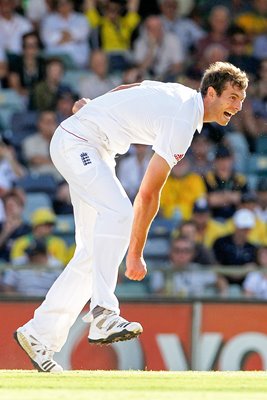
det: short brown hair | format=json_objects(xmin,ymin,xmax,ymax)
[{"xmin": 200, "ymin": 61, "xmax": 248, "ymax": 97}]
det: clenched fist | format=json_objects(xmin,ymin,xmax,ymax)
[{"xmin": 125, "ymin": 255, "xmax": 147, "ymax": 281}]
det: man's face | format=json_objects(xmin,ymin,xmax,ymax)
[
  {"xmin": 214, "ymin": 156, "xmax": 233, "ymax": 178},
  {"xmin": 206, "ymin": 82, "xmax": 246, "ymax": 126},
  {"xmin": 170, "ymin": 239, "xmax": 194, "ymax": 268}
]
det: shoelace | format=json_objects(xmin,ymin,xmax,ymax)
[
  {"xmin": 102, "ymin": 312, "xmax": 128, "ymax": 331},
  {"xmin": 30, "ymin": 335, "xmax": 54, "ymax": 358}
]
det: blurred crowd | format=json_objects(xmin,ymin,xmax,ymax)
[{"xmin": 1, "ymin": 0, "xmax": 267, "ymax": 300}]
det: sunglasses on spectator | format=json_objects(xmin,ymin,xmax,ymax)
[{"xmin": 172, "ymin": 247, "xmax": 193, "ymax": 253}]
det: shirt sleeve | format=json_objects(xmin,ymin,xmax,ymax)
[
  {"xmin": 243, "ymin": 272, "xmax": 259, "ymax": 293},
  {"xmin": 2, "ymin": 269, "xmax": 18, "ymax": 287},
  {"xmin": 152, "ymin": 116, "xmax": 193, "ymax": 168}
]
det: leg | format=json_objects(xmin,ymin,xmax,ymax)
[
  {"xmin": 24, "ymin": 196, "xmax": 97, "ymax": 352},
  {"xmin": 22, "ymin": 129, "xmax": 134, "ymax": 351}
]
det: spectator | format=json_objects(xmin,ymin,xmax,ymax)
[
  {"xmin": 224, "ymin": 191, "xmax": 267, "ymax": 246},
  {"xmin": 41, "ymin": 0, "xmax": 90, "ymax": 68},
  {"xmin": 250, "ymin": 58, "xmax": 267, "ymax": 139},
  {"xmin": 149, "ymin": 236, "xmax": 226, "ymax": 296},
  {"xmin": 55, "ymin": 87, "xmax": 78, "ymax": 123},
  {"xmin": 199, "ymin": 0, "xmax": 252, "ymax": 19},
  {"xmin": 121, "ymin": 64, "xmax": 145, "ymax": 84},
  {"xmin": 0, "ymin": 0, "xmax": 33, "ymax": 55},
  {"xmin": 29, "ymin": 57, "xmax": 70, "ymax": 111},
  {"xmin": 195, "ymin": 5, "xmax": 231, "ymax": 60},
  {"xmin": 228, "ymin": 94, "xmax": 259, "ymax": 154},
  {"xmin": 177, "ymin": 219, "xmax": 216, "ymax": 265},
  {"xmin": 21, "ymin": 110, "xmax": 62, "ymax": 181},
  {"xmin": 52, "ymin": 180, "xmax": 73, "ymax": 215},
  {"xmin": 227, "ymin": 25, "xmax": 259, "ymax": 81},
  {"xmin": 117, "ymin": 144, "xmax": 152, "ymax": 202},
  {"xmin": 78, "ymin": 50, "xmax": 118, "ymax": 99},
  {"xmin": 160, "ymin": 156, "xmax": 206, "ymax": 221},
  {"xmin": 25, "ymin": 0, "xmax": 53, "ymax": 28},
  {"xmin": 159, "ymin": 0, "xmax": 205, "ymax": 57},
  {"xmin": 213, "ymin": 208, "xmax": 257, "ymax": 285},
  {"xmin": 132, "ymin": 14, "xmax": 185, "ymax": 81},
  {"xmin": 243, "ymin": 246, "xmax": 267, "ymax": 299},
  {"xmin": 184, "ymin": 42, "xmax": 229, "ymax": 90},
  {"xmin": 10, "ymin": 207, "xmax": 67, "ymax": 267},
  {"xmin": 8, "ymin": 31, "xmax": 45, "ymax": 98},
  {"xmin": 191, "ymin": 197, "xmax": 226, "ymax": 249},
  {"xmin": 1, "ymin": 239, "xmax": 62, "ymax": 297},
  {"xmin": 255, "ymin": 178, "xmax": 267, "ymax": 223},
  {"xmin": 253, "ymin": 33, "xmax": 267, "ymax": 61},
  {"xmin": 235, "ymin": 0, "xmax": 267, "ymax": 40},
  {"xmin": 0, "ymin": 50, "xmax": 9, "ymax": 89},
  {"xmin": 201, "ymin": 42, "xmax": 229, "ymax": 71},
  {"xmin": 0, "ymin": 189, "xmax": 31, "ymax": 262},
  {"xmin": 85, "ymin": 0, "xmax": 140, "ymax": 72},
  {"xmin": 187, "ymin": 133, "xmax": 213, "ymax": 177},
  {"xmin": 0, "ymin": 136, "xmax": 25, "ymax": 193},
  {"xmin": 204, "ymin": 145, "xmax": 248, "ymax": 220}
]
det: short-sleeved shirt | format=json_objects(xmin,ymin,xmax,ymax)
[
  {"xmin": 243, "ymin": 271, "xmax": 267, "ymax": 299},
  {"xmin": 62, "ymin": 81, "xmax": 204, "ymax": 168},
  {"xmin": 213, "ymin": 234, "xmax": 257, "ymax": 266}
]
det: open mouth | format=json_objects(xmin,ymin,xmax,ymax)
[{"xmin": 224, "ymin": 111, "xmax": 233, "ymax": 119}]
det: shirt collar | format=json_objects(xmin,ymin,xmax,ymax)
[{"xmin": 196, "ymin": 91, "xmax": 204, "ymax": 133}]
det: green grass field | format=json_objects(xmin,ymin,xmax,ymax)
[{"xmin": 1, "ymin": 370, "xmax": 267, "ymax": 400}]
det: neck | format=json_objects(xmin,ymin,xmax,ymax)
[{"xmin": 202, "ymin": 95, "xmax": 214, "ymax": 123}]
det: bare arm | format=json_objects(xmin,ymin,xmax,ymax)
[
  {"xmin": 127, "ymin": 0, "xmax": 140, "ymax": 13},
  {"xmin": 126, "ymin": 153, "xmax": 171, "ymax": 280},
  {"xmin": 72, "ymin": 83, "xmax": 141, "ymax": 113},
  {"xmin": 110, "ymin": 83, "xmax": 141, "ymax": 92}
]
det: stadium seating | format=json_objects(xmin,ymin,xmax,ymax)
[
  {"xmin": 17, "ymin": 173, "xmax": 57, "ymax": 195},
  {"xmin": 61, "ymin": 70, "xmax": 89, "ymax": 93},
  {"xmin": 149, "ymin": 216, "xmax": 178, "ymax": 238},
  {"xmin": 54, "ymin": 214, "xmax": 75, "ymax": 245},
  {"xmin": 255, "ymin": 135, "xmax": 267, "ymax": 155},
  {"xmin": 247, "ymin": 154, "xmax": 267, "ymax": 176},
  {"xmin": 115, "ymin": 282, "xmax": 149, "ymax": 298},
  {"xmin": 143, "ymin": 236, "xmax": 170, "ymax": 262},
  {"xmin": 10, "ymin": 111, "xmax": 38, "ymax": 147},
  {"xmin": 0, "ymin": 89, "xmax": 25, "ymax": 129},
  {"xmin": 23, "ymin": 192, "xmax": 52, "ymax": 222}
]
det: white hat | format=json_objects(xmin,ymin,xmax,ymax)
[{"xmin": 233, "ymin": 209, "xmax": 255, "ymax": 229}]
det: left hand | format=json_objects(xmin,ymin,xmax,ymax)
[{"xmin": 125, "ymin": 255, "xmax": 147, "ymax": 281}]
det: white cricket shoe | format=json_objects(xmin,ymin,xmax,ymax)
[
  {"xmin": 88, "ymin": 309, "xmax": 143, "ymax": 344},
  {"xmin": 14, "ymin": 327, "xmax": 63, "ymax": 373}
]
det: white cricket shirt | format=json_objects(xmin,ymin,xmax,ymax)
[{"xmin": 62, "ymin": 80, "xmax": 204, "ymax": 168}]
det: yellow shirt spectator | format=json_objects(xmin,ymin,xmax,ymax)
[
  {"xmin": 235, "ymin": 12, "xmax": 267, "ymax": 37},
  {"xmin": 85, "ymin": 3, "xmax": 140, "ymax": 53},
  {"xmin": 191, "ymin": 197, "xmax": 228, "ymax": 248},
  {"xmin": 10, "ymin": 208, "xmax": 68, "ymax": 266},
  {"xmin": 160, "ymin": 158, "xmax": 207, "ymax": 220},
  {"xmin": 11, "ymin": 234, "xmax": 67, "ymax": 267}
]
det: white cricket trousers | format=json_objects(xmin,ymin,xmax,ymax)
[{"xmin": 24, "ymin": 126, "xmax": 134, "ymax": 352}]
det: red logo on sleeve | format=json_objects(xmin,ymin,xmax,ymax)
[{"xmin": 174, "ymin": 154, "xmax": 185, "ymax": 162}]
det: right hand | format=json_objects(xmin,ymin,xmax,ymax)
[
  {"xmin": 125, "ymin": 255, "xmax": 147, "ymax": 281},
  {"xmin": 72, "ymin": 98, "xmax": 90, "ymax": 114}
]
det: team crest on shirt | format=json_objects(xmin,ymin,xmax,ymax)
[
  {"xmin": 80, "ymin": 152, "xmax": 92, "ymax": 165},
  {"xmin": 174, "ymin": 153, "xmax": 185, "ymax": 162}
]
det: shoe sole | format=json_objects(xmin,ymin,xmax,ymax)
[
  {"xmin": 88, "ymin": 328, "xmax": 142, "ymax": 345},
  {"xmin": 13, "ymin": 331, "xmax": 43, "ymax": 372}
]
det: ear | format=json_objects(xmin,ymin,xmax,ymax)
[{"xmin": 207, "ymin": 86, "xmax": 216, "ymax": 99}]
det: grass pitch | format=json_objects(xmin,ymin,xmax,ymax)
[{"xmin": 1, "ymin": 370, "xmax": 267, "ymax": 400}]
